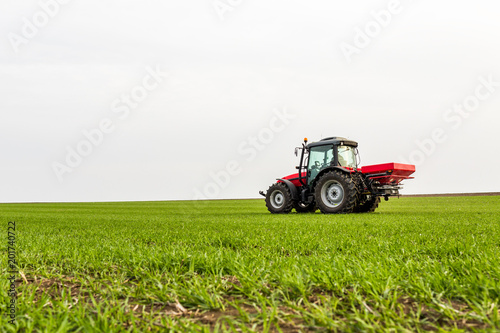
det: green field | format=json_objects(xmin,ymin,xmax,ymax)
[{"xmin": 1, "ymin": 196, "xmax": 500, "ymax": 332}]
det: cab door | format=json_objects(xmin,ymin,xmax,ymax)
[{"xmin": 306, "ymin": 145, "xmax": 335, "ymax": 185}]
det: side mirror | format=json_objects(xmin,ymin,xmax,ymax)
[{"xmin": 294, "ymin": 147, "xmax": 299, "ymax": 156}]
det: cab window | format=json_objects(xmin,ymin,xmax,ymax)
[
  {"xmin": 307, "ymin": 145, "xmax": 333, "ymax": 185},
  {"xmin": 338, "ymin": 145, "xmax": 357, "ymax": 168}
]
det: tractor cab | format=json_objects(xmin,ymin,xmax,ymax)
[{"xmin": 299, "ymin": 137, "xmax": 359, "ymax": 186}]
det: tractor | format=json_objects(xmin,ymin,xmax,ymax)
[{"xmin": 260, "ymin": 137, "xmax": 415, "ymax": 214}]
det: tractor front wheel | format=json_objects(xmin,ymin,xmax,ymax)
[
  {"xmin": 314, "ymin": 171, "xmax": 357, "ymax": 214},
  {"xmin": 265, "ymin": 183, "xmax": 293, "ymax": 214}
]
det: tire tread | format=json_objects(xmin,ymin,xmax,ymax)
[
  {"xmin": 265, "ymin": 182, "xmax": 293, "ymax": 214},
  {"xmin": 314, "ymin": 171, "xmax": 357, "ymax": 214}
]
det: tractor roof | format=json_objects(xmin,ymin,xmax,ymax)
[{"xmin": 307, "ymin": 137, "xmax": 358, "ymax": 148}]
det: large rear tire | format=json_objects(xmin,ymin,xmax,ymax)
[
  {"xmin": 354, "ymin": 195, "xmax": 380, "ymax": 213},
  {"xmin": 265, "ymin": 183, "xmax": 293, "ymax": 214},
  {"xmin": 314, "ymin": 171, "xmax": 357, "ymax": 214}
]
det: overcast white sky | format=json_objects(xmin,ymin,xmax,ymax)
[{"xmin": 1, "ymin": 0, "xmax": 499, "ymax": 203}]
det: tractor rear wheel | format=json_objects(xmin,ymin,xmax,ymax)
[
  {"xmin": 354, "ymin": 195, "xmax": 380, "ymax": 213},
  {"xmin": 294, "ymin": 201, "xmax": 317, "ymax": 213},
  {"xmin": 314, "ymin": 171, "xmax": 357, "ymax": 214},
  {"xmin": 265, "ymin": 183, "xmax": 293, "ymax": 214}
]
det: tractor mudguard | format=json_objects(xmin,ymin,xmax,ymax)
[
  {"xmin": 328, "ymin": 166, "xmax": 352, "ymax": 174},
  {"xmin": 277, "ymin": 178, "xmax": 299, "ymax": 201},
  {"xmin": 316, "ymin": 166, "xmax": 351, "ymax": 178},
  {"xmin": 311, "ymin": 166, "xmax": 352, "ymax": 187}
]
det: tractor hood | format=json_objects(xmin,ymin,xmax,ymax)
[{"xmin": 280, "ymin": 173, "xmax": 302, "ymax": 187}]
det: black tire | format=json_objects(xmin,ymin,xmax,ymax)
[
  {"xmin": 265, "ymin": 183, "xmax": 293, "ymax": 214},
  {"xmin": 354, "ymin": 195, "xmax": 380, "ymax": 213},
  {"xmin": 314, "ymin": 171, "xmax": 357, "ymax": 214},
  {"xmin": 293, "ymin": 201, "xmax": 317, "ymax": 213},
  {"xmin": 351, "ymin": 173, "xmax": 365, "ymax": 208}
]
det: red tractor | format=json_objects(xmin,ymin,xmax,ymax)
[{"xmin": 260, "ymin": 137, "xmax": 415, "ymax": 214}]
